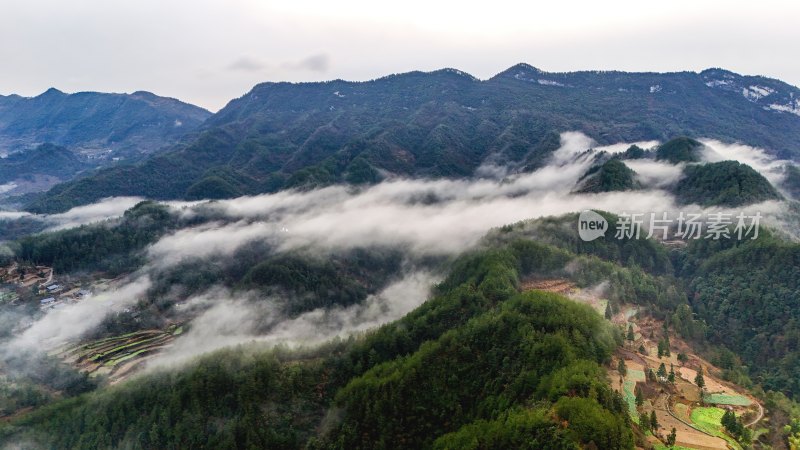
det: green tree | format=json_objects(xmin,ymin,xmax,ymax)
[
  {"xmin": 666, "ymin": 427, "xmax": 677, "ymax": 447},
  {"xmin": 695, "ymin": 367, "xmax": 705, "ymax": 390},
  {"xmin": 639, "ymin": 412, "xmax": 650, "ymax": 431},
  {"xmin": 650, "ymin": 410, "xmax": 659, "ymax": 432},
  {"xmin": 668, "ymin": 364, "xmax": 675, "ymax": 384},
  {"xmin": 635, "ymin": 386, "xmax": 644, "ymax": 408},
  {"xmin": 657, "ymin": 363, "xmax": 667, "ymax": 381},
  {"xmin": 618, "ymin": 359, "xmax": 628, "ymax": 378},
  {"xmin": 626, "ymin": 324, "xmax": 635, "ymax": 342},
  {"xmin": 721, "ymin": 410, "xmax": 751, "ymax": 443}
]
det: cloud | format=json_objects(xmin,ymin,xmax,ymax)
[
  {"xmin": 142, "ymin": 135, "xmax": 684, "ymax": 263},
  {"xmin": 227, "ymin": 56, "xmax": 266, "ymax": 72},
  {"xmin": 700, "ymin": 139, "xmax": 792, "ymax": 186},
  {"xmin": 595, "ymin": 141, "xmax": 660, "ymax": 155},
  {"xmin": 284, "ymin": 53, "xmax": 330, "ymax": 72},
  {"xmin": 625, "ymin": 159, "xmax": 685, "ymax": 189},
  {"xmin": 42, "ymin": 196, "xmax": 145, "ymax": 231},
  {"xmin": 148, "ymin": 271, "xmax": 436, "ymax": 368},
  {"xmin": 141, "ymin": 132, "xmax": 800, "ymax": 275},
  {"xmin": 7, "ymin": 276, "xmax": 151, "ymax": 352},
  {"xmin": 0, "ymin": 211, "xmax": 32, "ymax": 221},
  {"xmin": 6, "ymin": 131, "xmax": 797, "ymax": 373}
]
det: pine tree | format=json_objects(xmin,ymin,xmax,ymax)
[
  {"xmin": 650, "ymin": 410, "xmax": 659, "ymax": 431},
  {"xmin": 639, "ymin": 412, "xmax": 650, "ymax": 430},
  {"xmin": 721, "ymin": 410, "xmax": 736, "ymax": 431},
  {"xmin": 605, "ymin": 302, "xmax": 613, "ymax": 320},
  {"xmin": 627, "ymin": 324, "xmax": 635, "ymax": 342},
  {"xmin": 618, "ymin": 359, "xmax": 628, "ymax": 377},
  {"xmin": 635, "ymin": 386, "xmax": 644, "ymax": 407},
  {"xmin": 638, "ymin": 344, "xmax": 647, "ymax": 355},
  {"xmin": 695, "ymin": 367, "xmax": 706, "ymax": 390},
  {"xmin": 666, "ymin": 427, "xmax": 677, "ymax": 447},
  {"xmin": 657, "ymin": 363, "xmax": 667, "ymax": 380},
  {"xmin": 668, "ymin": 364, "xmax": 676, "ymax": 383}
]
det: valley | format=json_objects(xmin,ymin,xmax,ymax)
[
  {"xmin": 525, "ymin": 278, "xmax": 763, "ymax": 450},
  {"xmin": 0, "ymin": 65, "xmax": 799, "ymax": 449}
]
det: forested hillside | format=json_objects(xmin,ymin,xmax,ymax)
[
  {"xmin": 26, "ymin": 65, "xmax": 800, "ymax": 213},
  {"xmin": 576, "ymin": 159, "xmax": 641, "ymax": 193},
  {"xmin": 0, "ymin": 144, "xmax": 90, "ymax": 184},
  {"xmin": 655, "ymin": 136, "xmax": 704, "ymax": 163},
  {"xmin": 675, "ymin": 161, "xmax": 782, "ymax": 207},
  {"xmin": 5, "ymin": 205, "xmax": 800, "ymax": 447},
  {"xmin": 0, "ymin": 89, "xmax": 210, "ymax": 158},
  {"xmin": 677, "ymin": 233, "xmax": 800, "ymax": 397},
  {"xmin": 2, "ymin": 236, "xmax": 639, "ymax": 449}
]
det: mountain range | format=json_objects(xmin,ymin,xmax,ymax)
[
  {"xmin": 12, "ymin": 64, "xmax": 800, "ymax": 213},
  {"xmin": 0, "ymin": 89, "xmax": 211, "ymax": 200},
  {"xmin": 0, "ymin": 89, "xmax": 210, "ymax": 158}
]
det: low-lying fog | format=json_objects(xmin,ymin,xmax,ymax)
[{"xmin": 1, "ymin": 131, "xmax": 795, "ymax": 371}]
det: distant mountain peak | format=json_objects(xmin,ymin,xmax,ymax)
[
  {"xmin": 38, "ymin": 87, "xmax": 65, "ymax": 97},
  {"xmin": 493, "ymin": 63, "xmax": 545, "ymax": 80},
  {"xmin": 131, "ymin": 90, "xmax": 157, "ymax": 98},
  {"xmin": 431, "ymin": 68, "xmax": 479, "ymax": 81}
]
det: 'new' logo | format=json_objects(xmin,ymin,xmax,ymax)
[{"xmin": 578, "ymin": 210, "xmax": 608, "ymax": 241}]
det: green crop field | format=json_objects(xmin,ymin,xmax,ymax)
[
  {"xmin": 628, "ymin": 368, "xmax": 645, "ymax": 382},
  {"xmin": 623, "ymin": 380, "xmax": 638, "ymax": 423},
  {"xmin": 704, "ymin": 393, "xmax": 752, "ymax": 406},
  {"xmin": 691, "ymin": 407, "xmax": 742, "ymax": 450}
]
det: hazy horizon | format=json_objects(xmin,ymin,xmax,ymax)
[{"xmin": 2, "ymin": 0, "xmax": 799, "ymax": 111}]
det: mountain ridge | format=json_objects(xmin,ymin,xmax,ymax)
[
  {"xmin": 0, "ymin": 88, "xmax": 211, "ymax": 159},
  {"xmin": 25, "ymin": 64, "xmax": 800, "ymax": 213}
]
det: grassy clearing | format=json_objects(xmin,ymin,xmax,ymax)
[
  {"xmin": 628, "ymin": 368, "xmax": 645, "ymax": 383},
  {"xmin": 690, "ymin": 407, "xmax": 741, "ymax": 450},
  {"xmin": 623, "ymin": 380, "xmax": 638, "ymax": 423},
  {"xmin": 704, "ymin": 393, "xmax": 751, "ymax": 406},
  {"xmin": 673, "ymin": 403, "xmax": 691, "ymax": 423},
  {"xmin": 594, "ymin": 298, "xmax": 608, "ymax": 316}
]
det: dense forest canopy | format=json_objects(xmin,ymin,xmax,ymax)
[
  {"xmin": 675, "ymin": 160, "xmax": 782, "ymax": 207},
  {"xmin": 576, "ymin": 158, "xmax": 641, "ymax": 193},
  {"xmin": 2, "ymin": 236, "xmax": 638, "ymax": 449}
]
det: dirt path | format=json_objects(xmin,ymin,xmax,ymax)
[
  {"xmin": 745, "ymin": 400, "xmax": 764, "ymax": 427},
  {"xmin": 619, "ymin": 348, "xmax": 649, "ymax": 370}
]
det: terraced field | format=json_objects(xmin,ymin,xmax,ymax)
[
  {"xmin": 703, "ymin": 393, "xmax": 752, "ymax": 406},
  {"xmin": 61, "ymin": 326, "xmax": 181, "ymax": 379},
  {"xmin": 691, "ymin": 407, "xmax": 742, "ymax": 450}
]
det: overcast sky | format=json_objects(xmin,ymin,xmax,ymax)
[{"xmin": 1, "ymin": 0, "xmax": 798, "ymax": 111}]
